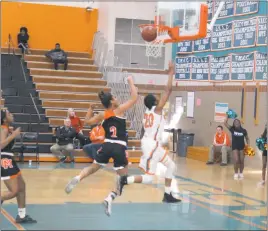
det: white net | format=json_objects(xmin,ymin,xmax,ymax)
[{"xmin": 145, "ymin": 39, "xmax": 164, "ymax": 58}]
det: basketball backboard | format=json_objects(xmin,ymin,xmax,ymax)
[{"xmin": 156, "ymin": 1, "xmax": 207, "ymax": 38}]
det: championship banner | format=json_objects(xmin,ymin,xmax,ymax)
[
  {"xmin": 191, "ymin": 56, "xmax": 210, "ymax": 81},
  {"xmin": 175, "ymin": 57, "xmax": 191, "ymax": 80},
  {"xmin": 235, "ymin": 1, "xmax": 259, "ymax": 16},
  {"xmin": 255, "ymin": 52, "xmax": 267, "ymax": 81},
  {"xmin": 193, "ymin": 31, "xmax": 211, "ymax": 52},
  {"xmin": 231, "ymin": 52, "xmax": 255, "ymax": 81},
  {"xmin": 211, "ymin": 22, "xmax": 233, "ymax": 50},
  {"xmin": 215, "ymin": 0, "xmax": 234, "ymax": 18},
  {"xmin": 233, "ymin": 17, "xmax": 257, "ymax": 48},
  {"xmin": 210, "ymin": 55, "xmax": 231, "ymax": 81},
  {"xmin": 177, "ymin": 41, "xmax": 193, "ymax": 54},
  {"xmin": 257, "ymin": 16, "xmax": 267, "ymax": 46}
]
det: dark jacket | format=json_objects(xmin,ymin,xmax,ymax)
[
  {"xmin": 17, "ymin": 33, "xmax": 29, "ymax": 44},
  {"xmin": 45, "ymin": 49, "xmax": 67, "ymax": 62},
  {"xmin": 55, "ymin": 126, "xmax": 76, "ymax": 145}
]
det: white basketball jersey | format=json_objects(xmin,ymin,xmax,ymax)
[{"xmin": 143, "ymin": 106, "xmax": 164, "ymax": 141}]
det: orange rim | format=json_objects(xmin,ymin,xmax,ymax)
[{"xmin": 139, "ymin": 3, "xmax": 208, "ymax": 44}]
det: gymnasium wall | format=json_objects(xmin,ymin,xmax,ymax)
[
  {"xmin": 1, "ymin": 1, "xmax": 98, "ymax": 52},
  {"xmin": 23, "ymin": 1, "xmax": 99, "ymax": 8},
  {"xmin": 97, "ymin": 2, "xmax": 156, "ymax": 50},
  {"xmin": 169, "ymin": 90, "xmax": 266, "ymax": 168}
]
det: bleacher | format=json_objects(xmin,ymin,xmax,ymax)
[{"xmin": 1, "ymin": 47, "xmax": 162, "ymax": 163}]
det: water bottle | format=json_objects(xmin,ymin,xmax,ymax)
[
  {"xmin": 132, "ymin": 146, "xmax": 135, "ymax": 151},
  {"xmin": 29, "ymin": 160, "xmax": 32, "ymax": 166}
]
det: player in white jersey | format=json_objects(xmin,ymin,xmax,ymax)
[{"xmin": 119, "ymin": 61, "xmax": 181, "ymax": 203}]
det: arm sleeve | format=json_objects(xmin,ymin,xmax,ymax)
[
  {"xmin": 68, "ymin": 128, "xmax": 76, "ymax": 138},
  {"xmin": 55, "ymin": 127, "xmax": 61, "ymax": 137}
]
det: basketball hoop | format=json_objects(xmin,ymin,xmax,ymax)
[
  {"xmin": 139, "ymin": 3, "xmax": 209, "ymax": 58},
  {"xmin": 139, "ymin": 24, "xmax": 175, "ymax": 58}
]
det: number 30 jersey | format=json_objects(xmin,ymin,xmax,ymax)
[
  {"xmin": 102, "ymin": 110, "xmax": 127, "ymax": 146},
  {"xmin": 143, "ymin": 106, "xmax": 165, "ymax": 142}
]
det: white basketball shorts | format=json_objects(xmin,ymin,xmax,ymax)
[{"xmin": 139, "ymin": 137, "xmax": 168, "ymax": 175}]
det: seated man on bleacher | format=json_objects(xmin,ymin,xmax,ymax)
[
  {"xmin": 45, "ymin": 43, "xmax": 68, "ymax": 70},
  {"xmin": 206, "ymin": 125, "xmax": 231, "ymax": 166},
  {"xmin": 51, "ymin": 118, "xmax": 76, "ymax": 163}
]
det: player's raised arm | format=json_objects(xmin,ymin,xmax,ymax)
[
  {"xmin": 223, "ymin": 116, "xmax": 231, "ymax": 130},
  {"xmin": 155, "ymin": 61, "xmax": 174, "ymax": 113},
  {"xmin": 115, "ymin": 76, "xmax": 138, "ymax": 115},
  {"xmin": 84, "ymin": 105, "xmax": 104, "ymax": 126}
]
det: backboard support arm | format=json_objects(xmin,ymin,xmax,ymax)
[{"xmin": 207, "ymin": 1, "xmax": 225, "ymax": 31}]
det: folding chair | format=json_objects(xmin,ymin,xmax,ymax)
[{"xmin": 12, "ymin": 132, "xmax": 40, "ymax": 164}]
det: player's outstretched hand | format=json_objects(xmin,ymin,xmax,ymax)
[
  {"xmin": 88, "ymin": 103, "xmax": 94, "ymax": 111},
  {"xmin": 127, "ymin": 75, "xmax": 134, "ymax": 84},
  {"xmin": 12, "ymin": 127, "xmax": 21, "ymax": 137}
]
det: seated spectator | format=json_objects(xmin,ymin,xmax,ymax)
[
  {"xmin": 83, "ymin": 123, "xmax": 105, "ymax": 159},
  {"xmin": 45, "ymin": 43, "xmax": 68, "ymax": 70},
  {"xmin": 68, "ymin": 108, "xmax": 88, "ymax": 147},
  {"xmin": 206, "ymin": 125, "xmax": 231, "ymax": 166},
  {"xmin": 17, "ymin": 27, "xmax": 30, "ymax": 54},
  {"xmin": 50, "ymin": 118, "xmax": 76, "ymax": 163}
]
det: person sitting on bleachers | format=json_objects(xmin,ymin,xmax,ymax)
[
  {"xmin": 45, "ymin": 43, "xmax": 68, "ymax": 70},
  {"xmin": 83, "ymin": 123, "xmax": 105, "ymax": 160},
  {"xmin": 206, "ymin": 125, "xmax": 231, "ymax": 166},
  {"xmin": 17, "ymin": 27, "xmax": 30, "ymax": 55},
  {"xmin": 51, "ymin": 118, "xmax": 76, "ymax": 163},
  {"xmin": 68, "ymin": 108, "xmax": 88, "ymax": 147}
]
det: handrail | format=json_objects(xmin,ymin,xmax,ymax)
[
  {"xmin": 29, "ymin": 93, "xmax": 41, "ymax": 121},
  {"xmin": 20, "ymin": 59, "xmax": 27, "ymax": 83},
  {"xmin": 7, "ymin": 34, "xmax": 16, "ymax": 56}
]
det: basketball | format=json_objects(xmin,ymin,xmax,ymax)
[{"xmin": 141, "ymin": 26, "xmax": 157, "ymax": 42}]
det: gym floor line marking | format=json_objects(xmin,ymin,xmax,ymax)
[
  {"xmin": 1, "ymin": 208, "xmax": 25, "ymax": 230},
  {"xmin": 174, "ymin": 175, "xmax": 266, "ymax": 204},
  {"xmin": 104, "ymin": 168, "xmax": 266, "ymax": 230}
]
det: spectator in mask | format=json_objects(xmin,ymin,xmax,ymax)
[
  {"xmin": 67, "ymin": 108, "xmax": 88, "ymax": 147},
  {"xmin": 45, "ymin": 43, "xmax": 68, "ymax": 70}
]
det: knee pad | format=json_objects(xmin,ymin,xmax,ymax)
[
  {"xmin": 141, "ymin": 175, "xmax": 153, "ymax": 184},
  {"xmin": 163, "ymin": 157, "xmax": 176, "ymax": 179}
]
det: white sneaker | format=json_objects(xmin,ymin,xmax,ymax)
[
  {"xmin": 234, "ymin": 174, "xmax": 239, "ymax": 180},
  {"xmin": 239, "ymin": 173, "xmax": 244, "ymax": 179},
  {"xmin": 65, "ymin": 177, "xmax": 79, "ymax": 194},
  {"xmin": 103, "ymin": 200, "xmax": 112, "ymax": 217}
]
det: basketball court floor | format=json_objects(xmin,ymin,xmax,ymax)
[{"xmin": 1, "ymin": 157, "xmax": 266, "ymax": 230}]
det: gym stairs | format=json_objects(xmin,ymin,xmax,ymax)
[{"xmin": 1, "ymin": 48, "xmax": 161, "ymax": 163}]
